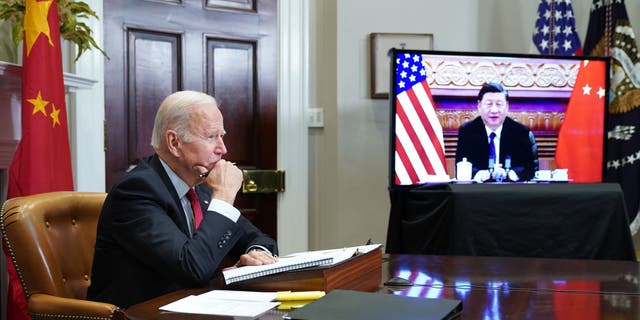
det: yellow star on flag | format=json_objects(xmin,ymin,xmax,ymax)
[
  {"xmin": 27, "ymin": 91, "xmax": 50, "ymax": 116},
  {"xmin": 50, "ymin": 103, "xmax": 61, "ymax": 127},
  {"xmin": 24, "ymin": 0, "xmax": 55, "ymax": 56}
]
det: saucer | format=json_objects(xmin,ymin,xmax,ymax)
[{"xmin": 531, "ymin": 178, "xmax": 569, "ymax": 183}]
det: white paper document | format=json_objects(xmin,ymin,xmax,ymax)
[
  {"xmin": 159, "ymin": 291, "xmax": 279, "ymax": 317},
  {"xmin": 197, "ymin": 289, "xmax": 278, "ymax": 302}
]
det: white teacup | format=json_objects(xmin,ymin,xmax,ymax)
[
  {"xmin": 534, "ymin": 170, "xmax": 552, "ymax": 180},
  {"xmin": 552, "ymin": 168, "xmax": 568, "ymax": 181}
]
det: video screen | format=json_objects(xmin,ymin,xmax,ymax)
[{"xmin": 389, "ymin": 50, "xmax": 609, "ymax": 186}]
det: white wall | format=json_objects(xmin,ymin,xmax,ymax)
[
  {"xmin": 70, "ymin": 0, "xmax": 105, "ymax": 192},
  {"xmin": 308, "ymin": 0, "xmax": 640, "ymax": 250},
  {"xmin": 310, "ymin": 0, "xmax": 480, "ymax": 249}
]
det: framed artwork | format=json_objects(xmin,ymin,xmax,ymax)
[{"xmin": 369, "ymin": 33, "xmax": 434, "ymax": 99}]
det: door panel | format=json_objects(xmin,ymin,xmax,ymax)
[
  {"xmin": 104, "ymin": 0, "xmax": 277, "ymax": 238},
  {"xmin": 206, "ymin": 0, "xmax": 255, "ymax": 11},
  {"xmin": 127, "ymin": 30, "xmax": 181, "ymax": 163},
  {"xmin": 206, "ymin": 39, "xmax": 255, "ymax": 163}
]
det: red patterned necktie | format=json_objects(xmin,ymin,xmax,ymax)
[{"xmin": 186, "ymin": 188, "xmax": 203, "ymax": 229}]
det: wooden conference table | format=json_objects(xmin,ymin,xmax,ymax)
[{"xmin": 124, "ymin": 254, "xmax": 640, "ymax": 319}]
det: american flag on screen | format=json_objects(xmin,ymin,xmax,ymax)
[
  {"xmin": 394, "ymin": 53, "xmax": 447, "ymax": 185},
  {"xmin": 532, "ymin": 0, "xmax": 582, "ymax": 55}
]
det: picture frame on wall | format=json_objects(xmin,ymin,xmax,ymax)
[{"xmin": 370, "ymin": 33, "xmax": 434, "ymax": 99}]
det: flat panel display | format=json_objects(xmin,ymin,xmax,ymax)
[{"xmin": 389, "ymin": 50, "xmax": 609, "ymax": 186}]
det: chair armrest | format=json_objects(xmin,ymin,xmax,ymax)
[{"xmin": 28, "ymin": 293, "xmax": 123, "ymax": 320}]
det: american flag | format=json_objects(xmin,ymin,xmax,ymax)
[
  {"xmin": 394, "ymin": 53, "xmax": 447, "ymax": 185},
  {"xmin": 532, "ymin": 0, "xmax": 582, "ymax": 55}
]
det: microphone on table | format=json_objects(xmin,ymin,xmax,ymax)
[
  {"xmin": 487, "ymin": 157, "xmax": 495, "ymax": 182},
  {"xmin": 504, "ymin": 155, "xmax": 512, "ymax": 181}
]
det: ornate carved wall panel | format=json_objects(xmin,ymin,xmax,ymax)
[{"xmin": 424, "ymin": 56, "xmax": 579, "ymax": 95}]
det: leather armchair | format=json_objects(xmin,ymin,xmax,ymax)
[{"xmin": 1, "ymin": 192, "xmax": 124, "ymax": 320}]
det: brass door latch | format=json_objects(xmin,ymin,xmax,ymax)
[{"xmin": 241, "ymin": 170, "xmax": 285, "ymax": 193}]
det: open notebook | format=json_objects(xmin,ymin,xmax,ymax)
[{"xmin": 222, "ymin": 244, "xmax": 381, "ymax": 285}]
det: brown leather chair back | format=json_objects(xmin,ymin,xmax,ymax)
[{"xmin": 1, "ymin": 192, "xmax": 124, "ymax": 320}]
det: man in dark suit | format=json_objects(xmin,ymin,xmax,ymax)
[
  {"xmin": 87, "ymin": 91, "xmax": 278, "ymax": 308},
  {"xmin": 455, "ymin": 83, "xmax": 538, "ymax": 182}
]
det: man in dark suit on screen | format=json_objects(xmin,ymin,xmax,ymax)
[
  {"xmin": 87, "ymin": 91, "xmax": 278, "ymax": 308},
  {"xmin": 455, "ymin": 82, "xmax": 538, "ymax": 182}
]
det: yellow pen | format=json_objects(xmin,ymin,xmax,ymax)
[
  {"xmin": 276, "ymin": 290, "xmax": 325, "ymax": 301},
  {"xmin": 277, "ymin": 300, "xmax": 316, "ymax": 311}
]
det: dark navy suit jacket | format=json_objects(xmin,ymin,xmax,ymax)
[
  {"xmin": 87, "ymin": 154, "xmax": 277, "ymax": 308},
  {"xmin": 455, "ymin": 116, "xmax": 538, "ymax": 180}
]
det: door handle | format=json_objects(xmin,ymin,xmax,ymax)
[{"xmin": 241, "ymin": 169, "xmax": 285, "ymax": 193}]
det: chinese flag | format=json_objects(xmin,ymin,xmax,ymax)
[
  {"xmin": 5, "ymin": 0, "xmax": 74, "ymax": 319},
  {"xmin": 555, "ymin": 60, "xmax": 607, "ymax": 182}
]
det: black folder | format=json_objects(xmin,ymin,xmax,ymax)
[{"xmin": 284, "ymin": 289, "xmax": 462, "ymax": 320}]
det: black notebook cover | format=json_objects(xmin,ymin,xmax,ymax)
[{"xmin": 284, "ymin": 289, "xmax": 462, "ymax": 320}]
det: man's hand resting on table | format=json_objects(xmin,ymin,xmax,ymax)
[
  {"xmin": 223, "ymin": 249, "xmax": 278, "ymax": 271},
  {"xmin": 474, "ymin": 163, "xmax": 520, "ymax": 182}
]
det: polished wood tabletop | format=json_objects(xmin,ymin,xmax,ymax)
[
  {"xmin": 125, "ymin": 254, "xmax": 640, "ymax": 319},
  {"xmin": 386, "ymin": 254, "xmax": 640, "ymax": 319}
]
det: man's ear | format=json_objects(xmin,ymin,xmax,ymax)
[{"xmin": 166, "ymin": 130, "xmax": 181, "ymax": 157}]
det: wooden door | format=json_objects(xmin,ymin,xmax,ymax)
[{"xmin": 103, "ymin": 0, "xmax": 278, "ymax": 238}]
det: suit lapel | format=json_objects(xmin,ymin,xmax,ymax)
[
  {"xmin": 499, "ymin": 118, "xmax": 514, "ymax": 164},
  {"xmin": 473, "ymin": 118, "xmax": 490, "ymax": 161},
  {"xmin": 147, "ymin": 154, "xmax": 192, "ymax": 235}
]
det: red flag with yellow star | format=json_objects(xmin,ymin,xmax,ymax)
[
  {"xmin": 555, "ymin": 59, "xmax": 607, "ymax": 182},
  {"xmin": 5, "ymin": 1, "xmax": 74, "ymax": 319},
  {"xmin": 8, "ymin": 0, "xmax": 73, "ymax": 197}
]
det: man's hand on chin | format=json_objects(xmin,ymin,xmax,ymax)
[{"xmin": 205, "ymin": 160, "xmax": 243, "ymax": 205}]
